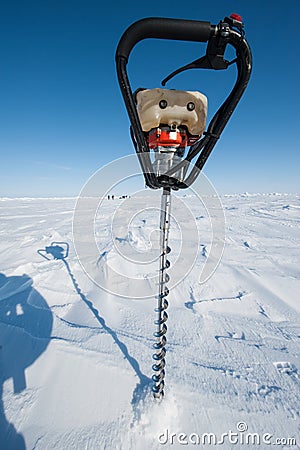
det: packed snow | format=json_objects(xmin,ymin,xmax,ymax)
[{"xmin": 0, "ymin": 192, "xmax": 299, "ymax": 449}]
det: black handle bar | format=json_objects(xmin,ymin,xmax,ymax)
[
  {"xmin": 116, "ymin": 15, "xmax": 252, "ymax": 190},
  {"xmin": 116, "ymin": 17, "xmax": 215, "ymax": 62}
]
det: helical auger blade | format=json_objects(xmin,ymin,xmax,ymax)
[{"xmin": 152, "ymin": 188, "xmax": 171, "ymax": 399}]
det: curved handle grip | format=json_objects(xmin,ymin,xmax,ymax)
[{"xmin": 116, "ymin": 17, "xmax": 214, "ymax": 61}]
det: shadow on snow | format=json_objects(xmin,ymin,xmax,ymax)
[
  {"xmin": 38, "ymin": 243, "xmax": 151, "ymax": 412},
  {"xmin": 0, "ymin": 272, "xmax": 53, "ymax": 449}
]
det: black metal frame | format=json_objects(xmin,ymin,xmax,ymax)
[{"xmin": 116, "ymin": 16, "xmax": 252, "ymax": 190}]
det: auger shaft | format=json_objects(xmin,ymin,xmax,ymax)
[{"xmin": 152, "ymin": 187, "xmax": 171, "ymax": 399}]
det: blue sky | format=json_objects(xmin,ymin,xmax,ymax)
[{"xmin": 0, "ymin": 0, "xmax": 299, "ymax": 197}]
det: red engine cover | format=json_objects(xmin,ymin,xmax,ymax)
[
  {"xmin": 148, "ymin": 128, "xmax": 187, "ymax": 149},
  {"xmin": 147, "ymin": 127, "xmax": 200, "ymax": 150}
]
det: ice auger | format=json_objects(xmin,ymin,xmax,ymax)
[{"xmin": 116, "ymin": 13, "xmax": 252, "ymax": 399}]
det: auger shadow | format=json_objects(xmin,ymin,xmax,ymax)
[{"xmin": 38, "ymin": 243, "xmax": 151, "ymax": 409}]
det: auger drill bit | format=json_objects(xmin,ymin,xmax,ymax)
[{"xmin": 152, "ymin": 187, "xmax": 171, "ymax": 399}]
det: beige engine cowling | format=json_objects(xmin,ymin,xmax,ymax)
[{"xmin": 136, "ymin": 88, "xmax": 208, "ymax": 136}]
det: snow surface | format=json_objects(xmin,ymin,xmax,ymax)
[{"xmin": 0, "ymin": 193, "xmax": 299, "ymax": 449}]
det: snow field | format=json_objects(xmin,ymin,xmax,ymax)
[{"xmin": 0, "ymin": 193, "xmax": 299, "ymax": 449}]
